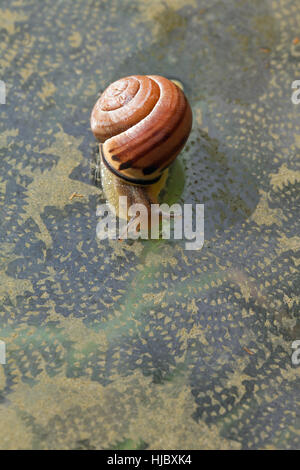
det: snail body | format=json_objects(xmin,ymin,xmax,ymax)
[
  {"xmin": 100, "ymin": 158, "xmax": 169, "ymax": 222},
  {"xmin": 91, "ymin": 74, "xmax": 192, "ymax": 224}
]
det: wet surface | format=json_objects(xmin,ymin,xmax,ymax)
[{"xmin": 0, "ymin": 0, "xmax": 299, "ymax": 449}]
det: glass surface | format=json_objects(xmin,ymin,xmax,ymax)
[{"xmin": 0, "ymin": 0, "xmax": 299, "ymax": 450}]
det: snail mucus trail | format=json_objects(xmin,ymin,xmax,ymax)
[{"xmin": 90, "ymin": 75, "xmax": 192, "ymax": 235}]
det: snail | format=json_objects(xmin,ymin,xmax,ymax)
[{"xmin": 90, "ymin": 75, "xmax": 192, "ymax": 235}]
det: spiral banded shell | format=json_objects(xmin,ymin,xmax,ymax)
[{"xmin": 91, "ymin": 75, "xmax": 192, "ymax": 184}]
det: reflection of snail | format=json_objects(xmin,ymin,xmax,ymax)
[{"xmin": 90, "ymin": 75, "xmax": 192, "ymax": 231}]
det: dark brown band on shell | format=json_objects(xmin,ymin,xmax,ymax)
[{"xmin": 100, "ymin": 145, "xmax": 162, "ymax": 186}]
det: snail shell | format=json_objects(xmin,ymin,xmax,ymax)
[{"xmin": 91, "ymin": 75, "xmax": 192, "ymax": 185}]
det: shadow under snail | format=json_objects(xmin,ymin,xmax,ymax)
[{"xmin": 90, "ymin": 74, "xmax": 192, "ymax": 235}]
